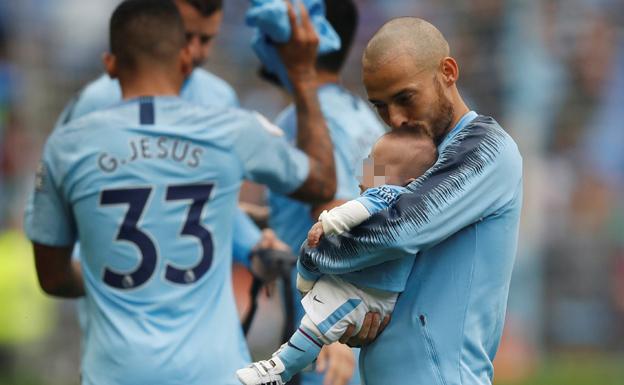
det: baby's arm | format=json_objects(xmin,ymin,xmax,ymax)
[
  {"xmin": 302, "ymin": 205, "xmax": 369, "ymax": 294},
  {"xmin": 307, "ymin": 185, "xmax": 406, "ymax": 249},
  {"xmin": 319, "ymin": 200, "xmax": 372, "ymax": 235},
  {"xmin": 306, "ymin": 200, "xmax": 371, "ymax": 248}
]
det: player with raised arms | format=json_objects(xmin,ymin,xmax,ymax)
[
  {"xmin": 25, "ymin": 1, "xmax": 335, "ymax": 384},
  {"xmin": 53, "ymin": 0, "xmax": 278, "ymax": 279},
  {"xmin": 266, "ymin": 2, "xmax": 386, "ymax": 383}
]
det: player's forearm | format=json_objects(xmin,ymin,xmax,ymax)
[
  {"xmin": 289, "ymin": 73, "xmax": 336, "ymax": 203},
  {"xmin": 34, "ymin": 243, "xmax": 85, "ymax": 298}
]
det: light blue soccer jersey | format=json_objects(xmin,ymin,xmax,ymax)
[
  {"xmin": 39, "ymin": 69, "xmax": 260, "ymax": 370},
  {"xmin": 269, "ymin": 83, "xmax": 385, "ymax": 385},
  {"xmin": 56, "ymin": 69, "xmax": 260, "ymax": 266},
  {"xmin": 300, "ymin": 112, "xmax": 523, "ymax": 385},
  {"xmin": 25, "ymin": 96, "xmax": 309, "ymax": 385}
]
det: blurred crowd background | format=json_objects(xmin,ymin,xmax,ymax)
[{"xmin": 0, "ymin": 0, "xmax": 622, "ymax": 384}]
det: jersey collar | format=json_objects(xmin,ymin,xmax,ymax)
[{"xmin": 439, "ymin": 110, "xmax": 478, "ymax": 150}]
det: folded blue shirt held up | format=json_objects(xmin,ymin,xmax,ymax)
[{"xmin": 246, "ymin": 0, "xmax": 341, "ymax": 91}]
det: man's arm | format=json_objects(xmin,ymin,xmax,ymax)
[
  {"xmin": 299, "ymin": 124, "xmax": 522, "ymax": 276},
  {"xmin": 33, "ymin": 243, "xmax": 84, "ymax": 298},
  {"xmin": 232, "ymin": 208, "xmax": 263, "ymax": 268},
  {"xmin": 278, "ymin": 2, "xmax": 336, "ymax": 204},
  {"xmin": 25, "ymin": 136, "xmax": 83, "ymax": 298}
]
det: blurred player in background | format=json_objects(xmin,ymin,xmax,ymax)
[
  {"xmin": 55, "ymin": 0, "xmax": 274, "ymax": 274},
  {"xmin": 58, "ymin": 0, "xmax": 235, "ymax": 120},
  {"xmin": 42, "ymin": 0, "xmax": 288, "ymax": 356},
  {"xmin": 299, "ymin": 17, "xmax": 523, "ymax": 385},
  {"xmin": 25, "ymin": 0, "xmax": 335, "ymax": 384},
  {"xmin": 266, "ymin": 1, "xmax": 386, "ymax": 384}
]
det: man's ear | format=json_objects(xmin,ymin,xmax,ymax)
[
  {"xmin": 103, "ymin": 52, "xmax": 118, "ymax": 79},
  {"xmin": 439, "ymin": 56, "xmax": 459, "ymax": 86},
  {"xmin": 179, "ymin": 47, "xmax": 193, "ymax": 78}
]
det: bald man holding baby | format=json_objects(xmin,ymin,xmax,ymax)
[{"xmin": 294, "ymin": 17, "xmax": 524, "ymax": 385}]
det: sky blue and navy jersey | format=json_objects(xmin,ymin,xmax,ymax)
[
  {"xmin": 356, "ymin": 184, "xmax": 405, "ymax": 215},
  {"xmin": 300, "ymin": 112, "xmax": 523, "ymax": 385},
  {"xmin": 25, "ymin": 96, "xmax": 309, "ymax": 385}
]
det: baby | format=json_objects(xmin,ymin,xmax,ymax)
[{"xmin": 237, "ymin": 126, "xmax": 438, "ymax": 385}]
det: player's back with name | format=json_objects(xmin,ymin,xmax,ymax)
[
  {"xmin": 43, "ymin": 95, "xmax": 297, "ymax": 383},
  {"xmin": 46, "ymin": 95, "xmax": 260, "ymax": 299},
  {"xmin": 54, "ymin": 96, "xmax": 255, "ymax": 188}
]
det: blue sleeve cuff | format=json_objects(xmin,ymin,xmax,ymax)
[{"xmin": 297, "ymin": 243, "xmax": 322, "ymax": 281}]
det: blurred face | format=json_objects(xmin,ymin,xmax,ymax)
[
  {"xmin": 364, "ymin": 54, "xmax": 454, "ymax": 142},
  {"xmin": 175, "ymin": 0, "xmax": 223, "ymax": 67},
  {"xmin": 358, "ymin": 138, "xmax": 410, "ymax": 191}
]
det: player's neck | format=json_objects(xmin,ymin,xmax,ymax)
[
  {"xmin": 448, "ymin": 91, "xmax": 470, "ymax": 133},
  {"xmin": 118, "ymin": 70, "xmax": 183, "ymax": 100}
]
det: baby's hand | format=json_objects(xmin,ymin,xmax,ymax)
[{"xmin": 307, "ymin": 221, "xmax": 325, "ymax": 247}]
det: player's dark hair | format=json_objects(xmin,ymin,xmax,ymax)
[
  {"xmin": 316, "ymin": 0, "xmax": 358, "ymax": 73},
  {"xmin": 180, "ymin": 0, "xmax": 223, "ymax": 16},
  {"xmin": 110, "ymin": 0, "xmax": 186, "ymax": 71}
]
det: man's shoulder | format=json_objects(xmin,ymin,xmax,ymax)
[
  {"xmin": 188, "ymin": 68, "xmax": 229, "ymax": 88},
  {"xmin": 419, "ymin": 114, "xmax": 522, "ymax": 202},
  {"xmin": 69, "ymin": 74, "xmax": 122, "ymax": 121},
  {"xmin": 318, "ymin": 86, "xmax": 386, "ymax": 157},
  {"xmin": 445, "ymin": 115, "xmax": 521, "ymax": 171},
  {"xmin": 82, "ymin": 74, "xmax": 120, "ymax": 95},
  {"xmin": 185, "ymin": 68, "xmax": 238, "ymax": 107},
  {"xmin": 52, "ymin": 101, "xmax": 126, "ymax": 145}
]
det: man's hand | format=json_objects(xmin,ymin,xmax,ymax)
[
  {"xmin": 257, "ymin": 228, "xmax": 289, "ymax": 252},
  {"xmin": 276, "ymin": 1, "xmax": 319, "ymax": 83},
  {"xmin": 307, "ymin": 221, "xmax": 324, "ymax": 247},
  {"xmin": 316, "ymin": 343, "xmax": 355, "ymax": 385},
  {"xmin": 279, "ymin": 0, "xmax": 336, "ymax": 204},
  {"xmin": 338, "ymin": 312, "xmax": 391, "ymax": 347},
  {"xmin": 33, "ymin": 243, "xmax": 85, "ymax": 298},
  {"xmin": 249, "ymin": 229, "xmax": 295, "ymax": 284}
]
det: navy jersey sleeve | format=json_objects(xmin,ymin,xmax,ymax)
[{"xmin": 299, "ymin": 117, "xmax": 523, "ymax": 276}]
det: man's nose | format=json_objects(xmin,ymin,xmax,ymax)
[
  {"xmin": 187, "ymin": 37, "xmax": 201, "ymax": 54},
  {"xmin": 387, "ymin": 105, "xmax": 408, "ymax": 129}
]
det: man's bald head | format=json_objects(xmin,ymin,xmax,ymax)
[{"xmin": 363, "ymin": 17, "xmax": 449, "ymax": 72}]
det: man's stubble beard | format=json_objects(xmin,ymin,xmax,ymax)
[{"xmin": 430, "ymin": 78, "xmax": 454, "ymax": 145}]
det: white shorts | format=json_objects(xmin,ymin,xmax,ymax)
[{"xmin": 300, "ymin": 275, "xmax": 398, "ymax": 343}]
